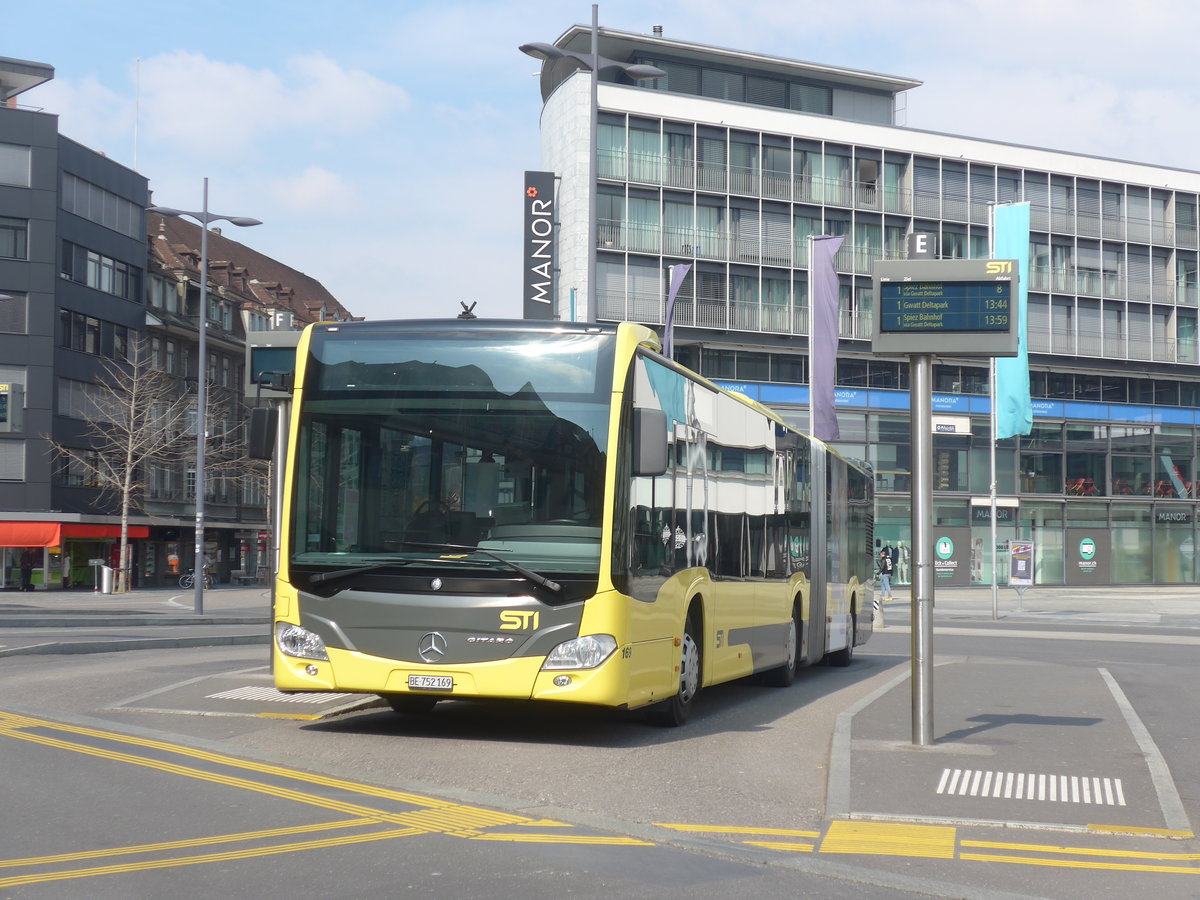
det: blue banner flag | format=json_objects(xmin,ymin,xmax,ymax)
[
  {"xmin": 810, "ymin": 235, "xmax": 844, "ymax": 441},
  {"xmin": 663, "ymin": 263, "xmax": 692, "ymax": 359},
  {"xmin": 994, "ymin": 203, "xmax": 1032, "ymax": 438}
]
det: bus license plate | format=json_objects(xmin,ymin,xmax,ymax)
[{"xmin": 408, "ymin": 674, "xmax": 453, "ymax": 692}]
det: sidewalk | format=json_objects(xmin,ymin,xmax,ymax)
[
  {"xmin": 4, "ymin": 581, "xmax": 1200, "ymax": 659},
  {"xmin": 877, "ymin": 583, "xmax": 1200, "ymax": 629},
  {"xmin": 0, "ymin": 584, "xmax": 271, "ymax": 657}
]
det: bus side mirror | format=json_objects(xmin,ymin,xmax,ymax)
[
  {"xmin": 633, "ymin": 407, "xmax": 668, "ymax": 476},
  {"xmin": 248, "ymin": 406, "xmax": 276, "ymax": 461}
]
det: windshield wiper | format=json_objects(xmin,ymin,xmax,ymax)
[
  {"xmin": 307, "ymin": 559, "xmax": 425, "ymax": 585},
  {"xmin": 394, "ymin": 541, "xmax": 562, "ymax": 593}
]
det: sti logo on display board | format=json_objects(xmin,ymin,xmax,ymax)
[
  {"xmin": 871, "ymin": 259, "xmax": 1019, "ymax": 357},
  {"xmin": 523, "ymin": 171, "xmax": 556, "ymax": 320}
]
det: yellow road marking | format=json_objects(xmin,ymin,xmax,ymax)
[
  {"xmin": 0, "ymin": 827, "xmax": 422, "ymax": 890},
  {"xmin": 471, "ymin": 834, "xmax": 653, "ymax": 846},
  {"xmin": 515, "ymin": 819, "xmax": 574, "ymax": 828},
  {"xmin": 254, "ymin": 712, "xmax": 325, "ymax": 720},
  {"xmin": 0, "ymin": 715, "xmax": 527, "ymax": 835},
  {"xmin": 0, "ymin": 712, "xmax": 456, "ymax": 809},
  {"xmin": 1088, "ymin": 824, "xmax": 1195, "ymax": 838},
  {"xmin": 960, "ymin": 852, "xmax": 1200, "ymax": 875},
  {"xmin": 820, "ymin": 820, "xmax": 956, "ymax": 859},
  {"xmin": 961, "ymin": 839, "xmax": 1200, "ymax": 861},
  {"xmin": 654, "ymin": 823, "xmax": 821, "ymax": 838},
  {"xmin": 0, "ymin": 818, "xmax": 376, "ymax": 870},
  {"xmin": 743, "ymin": 841, "xmax": 814, "ymax": 853},
  {"xmin": 0, "ymin": 709, "xmax": 657, "ymax": 889}
]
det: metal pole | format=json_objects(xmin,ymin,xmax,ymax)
[
  {"xmin": 988, "ymin": 206, "xmax": 999, "ymax": 620},
  {"xmin": 193, "ymin": 177, "xmax": 209, "ymax": 616},
  {"xmin": 911, "ymin": 354, "xmax": 935, "ymax": 746},
  {"xmin": 587, "ymin": 3, "xmax": 598, "ymax": 322},
  {"xmin": 272, "ymin": 399, "xmax": 289, "ymax": 600}
]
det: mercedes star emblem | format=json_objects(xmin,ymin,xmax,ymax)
[{"xmin": 418, "ymin": 631, "xmax": 447, "ymax": 663}]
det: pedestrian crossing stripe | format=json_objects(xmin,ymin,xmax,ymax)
[
  {"xmin": 206, "ymin": 686, "xmax": 354, "ymax": 704},
  {"xmin": 937, "ymin": 768, "xmax": 1125, "ymax": 805}
]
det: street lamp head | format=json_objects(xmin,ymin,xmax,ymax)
[
  {"xmin": 147, "ymin": 205, "xmax": 188, "ymax": 217},
  {"xmin": 225, "ymin": 216, "xmax": 263, "ymax": 228},
  {"xmin": 617, "ymin": 63, "xmax": 667, "ymax": 81},
  {"xmin": 518, "ymin": 42, "xmax": 577, "ymax": 64}
]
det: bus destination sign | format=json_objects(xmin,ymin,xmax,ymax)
[{"xmin": 871, "ymin": 258, "xmax": 1020, "ymax": 358}]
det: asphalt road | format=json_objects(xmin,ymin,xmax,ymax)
[{"xmin": 3, "ymin": 613, "xmax": 1200, "ymax": 898}]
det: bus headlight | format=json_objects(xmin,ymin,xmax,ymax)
[
  {"xmin": 542, "ymin": 634, "xmax": 617, "ymax": 670},
  {"xmin": 275, "ymin": 622, "xmax": 329, "ymax": 661}
]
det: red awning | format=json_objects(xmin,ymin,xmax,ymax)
[
  {"xmin": 63, "ymin": 524, "xmax": 149, "ymax": 540},
  {"xmin": 0, "ymin": 522, "xmax": 150, "ymax": 547}
]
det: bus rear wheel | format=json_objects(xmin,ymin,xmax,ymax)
[
  {"xmin": 647, "ymin": 611, "xmax": 701, "ymax": 727},
  {"xmin": 762, "ymin": 602, "xmax": 801, "ymax": 687},
  {"xmin": 826, "ymin": 612, "xmax": 856, "ymax": 667}
]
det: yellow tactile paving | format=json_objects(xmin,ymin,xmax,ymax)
[{"xmin": 819, "ymin": 820, "xmax": 957, "ymax": 859}]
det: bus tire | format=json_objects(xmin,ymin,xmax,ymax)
[
  {"xmin": 646, "ymin": 608, "xmax": 702, "ymax": 727},
  {"xmin": 762, "ymin": 601, "xmax": 801, "ymax": 687},
  {"xmin": 382, "ymin": 694, "xmax": 439, "ymax": 715},
  {"xmin": 826, "ymin": 610, "xmax": 856, "ymax": 668}
]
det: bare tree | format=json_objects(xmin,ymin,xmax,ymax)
[{"xmin": 50, "ymin": 338, "xmax": 193, "ymax": 592}]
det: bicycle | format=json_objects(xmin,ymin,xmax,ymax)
[{"xmin": 178, "ymin": 569, "xmax": 215, "ymax": 590}]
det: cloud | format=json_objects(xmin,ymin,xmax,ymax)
[
  {"xmin": 26, "ymin": 74, "xmax": 133, "ymax": 159},
  {"xmin": 262, "ymin": 166, "xmax": 358, "ymax": 215},
  {"xmin": 138, "ymin": 51, "xmax": 410, "ymax": 159}
]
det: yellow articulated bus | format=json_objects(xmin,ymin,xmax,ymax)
[{"xmin": 268, "ymin": 319, "xmax": 874, "ymax": 726}]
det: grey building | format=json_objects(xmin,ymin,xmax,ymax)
[
  {"xmin": 527, "ymin": 24, "xmax": 1200, "ymax": 586},
  {"xmin": 1, "ymin": 57, "xmax": 161, "ymax": 588}
]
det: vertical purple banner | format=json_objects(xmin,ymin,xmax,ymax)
[
  {"xmin": 523, "ymin": 171, "xmax": 555, "ymax": 320},
  {"xmin": 663, "ymin": 263, "xmax": 691, "ymax": 359},
  {"xmin": 810, "ymin": 235, "xmax": 844, "ymax": 441}
]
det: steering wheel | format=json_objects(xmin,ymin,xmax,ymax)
[{"xmin": 413, "ymin": 498, "xmax": 453, "ymax": 516}]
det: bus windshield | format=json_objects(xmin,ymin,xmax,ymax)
[{"xmin": 291, "ymin": 328, "xmax": 615, "ymax": 585}]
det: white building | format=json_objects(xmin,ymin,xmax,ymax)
[{"xmin": 528, "ymin": 23, "xmax": 1200, "ymax": 586}]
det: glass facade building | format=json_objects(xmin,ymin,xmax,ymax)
[{"xmin": 532, "ymin": 25, "xmax": 1200, "ymax": 585}]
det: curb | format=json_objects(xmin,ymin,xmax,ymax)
[
  {"xmin": 0, "ymin": 616, "xmax": 270, "ymax": 628},
  {"xmin": 0, "ymin": 633, "xmax": 271, "ymax": 658}
]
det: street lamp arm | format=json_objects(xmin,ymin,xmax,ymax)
[{"xmin": 149, "ymin": 206, "xmax": 262, "ymax": 229}]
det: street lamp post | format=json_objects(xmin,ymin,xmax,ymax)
[
  {"xmin": 148, "ymin": 179, "xmax": 261, "ymax": 614},
  {"xmin": 521, "ymin": 6, "xmax": 664, "ymax": 321}
]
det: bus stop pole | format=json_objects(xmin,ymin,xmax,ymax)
[{"xmin": 910, "ymin": 354, "xmax": 935, "ymax": 746}]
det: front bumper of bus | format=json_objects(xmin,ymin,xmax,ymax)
[{"xmin": 273, "ymin": 623, "xmax": 631, "ymax": 707}]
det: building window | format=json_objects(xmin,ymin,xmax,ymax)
[
  {"xmin": 0, "ymin": 441, "xmax": 24, "ymax": 481},
  {"xmin": 61, "ymin": 241, "xmax": 142, "ymax": 301},
  {"xmin": 0, "ymin": 142, "xmax": 31, "ymax": 187},
  {"xmin": 0, "ymin": 216, "xmax": 27, "ymax": 259},
  {"xmin": 61, "ymin": 172, "xmax": 142, "ymax": 239},
  {"xmin": 0, "ymin": 293, "xmax": 28, "ymax": 334}
]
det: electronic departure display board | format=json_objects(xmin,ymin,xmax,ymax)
[
  {"xmin": 871, "ymin": 259, "xmax": 1019, "ymax": 357},
  {"xmin": 880, "ymin": 280, "xmax": 1011, "ymax": 333}
]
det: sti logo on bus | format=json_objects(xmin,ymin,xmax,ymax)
[
  {"xmin": 500, "ymin": 610, "xmax": 540, "ymax": 631},
  {"xmin": 985, "ymin": 260, "xmax": 1014, "ymax": 275}
]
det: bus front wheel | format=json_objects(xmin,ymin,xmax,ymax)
[
  {"xmin": 382, "ymin": 694, "xmax": 439, "ymax": 715},
  {"xmin": 647, "ymin": 610, "xmax": 702, "ymax": 727}
]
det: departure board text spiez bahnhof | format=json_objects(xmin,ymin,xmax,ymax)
[{"xmin": 880, "ymin": 280, "xmax": 1012, "ymax": 333}]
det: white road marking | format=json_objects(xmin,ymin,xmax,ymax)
[
  {"xmin": 937, "ymin": 769, "xmax": 1125, "ymax": 806},
  {"xmin": 206, "ymin": 685, "xmax": 354, "ymax": 704}
]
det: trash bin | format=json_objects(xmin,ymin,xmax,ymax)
[{"xmin": 100, "ymin": 565, "xmax": 114, "ymax": 594}]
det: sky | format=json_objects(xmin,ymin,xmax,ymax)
[{"xmin": 9, "ymin": 0, "xmax": 1200, "ymax": 322}]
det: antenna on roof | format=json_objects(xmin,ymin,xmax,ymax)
[{"xmin": 457, "ymin": 301, "xmax": 478, "ymax": 320}]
